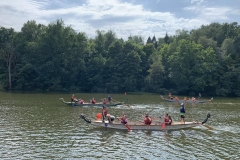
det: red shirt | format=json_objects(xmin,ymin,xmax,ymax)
[
  {"xmin": 144, "ymin": 117, "xmax": 152, "ymax": 125},
  {"xmin": 164, "ymin": 117, "xmax": 172, "ymax": 125}
]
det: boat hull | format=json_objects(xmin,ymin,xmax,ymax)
[
  {"xmin": 91, "ymin": 121, "xmax": 202, "ymax": 131},
  {"xmin": 80, "ymin": 114, "xmax": 211, "ymax": 131}
]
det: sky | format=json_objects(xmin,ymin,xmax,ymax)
[{"xmin": 1, "ymin": 0, "xmax": 240, "ymax": 41}]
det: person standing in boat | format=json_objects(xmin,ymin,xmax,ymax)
[
  {"xmin": 180, "ymin": 103, "xmax": 186, "ymax": 124},
  {"xmin": 143, "ymin": 113, "xmax": 152, "ymax": 125},
  {"xmin": 107, "ymin": 95, "xmax": 112, "ymax": 103},
  {"xmin": 102, "ymin": 106, "xmax": 108, "ymax": 122},
  {"xmin": 198, "ymin": 93, "xmax": 202, "ymax": 99}
]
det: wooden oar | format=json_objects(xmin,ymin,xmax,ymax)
[
  {"xmin": 203, "ymin": 124, "xmax": 214, "ymax": 130},
  {"xmin": 112, "ymin": 98, "xmax": 121, "ymax": 103}
]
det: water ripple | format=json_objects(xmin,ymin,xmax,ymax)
[{"xmin": 1, "ymin": 97, "xmax": 240, "ymax": 159}]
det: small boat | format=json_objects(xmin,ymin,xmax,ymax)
[
  {"xmin": 79, "ymin": 113, "xmax": 211, "ymax": 131},
  {"xmin": 160, "ymin": 95, "xmax": 213, "ymax": 104},
  {"xmin": 60, "ymin": 98, "xmax": 128, "ymax": 107}
]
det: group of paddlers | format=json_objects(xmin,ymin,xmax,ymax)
[
  {"xmin": 167, "ymin": 93, "xmax": 201, "ymax": 101},
  {"xmin": 71, "ymin": 94, "xmax": 112, "ymax": 104},
  {"xmin": 98, "ymin": 104, "xmax": 186, "ymax": 128}
]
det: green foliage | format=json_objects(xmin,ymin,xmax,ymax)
[{"xmin": 0, "ymin": 20, "xmax": 240, "ymax": 97}]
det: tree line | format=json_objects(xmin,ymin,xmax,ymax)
[{"xmin": 0, "ymin": 19, "xmax": 240, "ymax": 97}]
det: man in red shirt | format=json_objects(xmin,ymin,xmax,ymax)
[{"xmin": 144, "ymin": 113, "xmax": 152, "ymax": 125}]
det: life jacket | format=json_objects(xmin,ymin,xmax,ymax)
[
  {"xmin": 180, "ymin": 107, "xmax": 185, "ymax": 114},
  {"xmin": 144, "ymin": 117, "xmax": 152, "ymax": 125},
  {"xmin": 165, "ymin": 118, "xmax": 169, "ymax": 123},
  {"xmin": 80, "ymin": 100, "xmax": 84, "ymax": 104},
  {"xmin": 164, "ymin": 117, "xmax": 171, "ymax": 125},
  {"xmin": 92, "ymin": 100, "xmax": 96, "ymax": 104},
  {"xmin": 96, "ymin": 113, "xmax": 102, "ymax": 119}
]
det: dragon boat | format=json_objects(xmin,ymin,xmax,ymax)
[
  {"xmin": 60, "ymin": 98, "xmax": 128, "ymax": 107},
  {"xmin": 80, "ymin": 113, "xmax": 212, "ymax": 131},
  {"xmin": 160, "ymin": 95, "xmax": 213, "ymax": 104}
]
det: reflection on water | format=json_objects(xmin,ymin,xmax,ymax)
[{"xmin": 0, "ymin": 92, "xmax": 240, "ymax": 159}]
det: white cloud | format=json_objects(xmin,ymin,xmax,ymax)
[
  {"xmin": 190, "ymin": 0, "xmax": 204, "ymax": 5},
  {"xmin": 0, "ymin": 0, "xmax": 240, "ymax": 41}
]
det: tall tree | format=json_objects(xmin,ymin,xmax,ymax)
[{"xmin": 0, "ymin": 27, "xmax": 17, "ymax": 90}]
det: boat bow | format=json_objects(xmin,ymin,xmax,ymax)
[
  {"xmin": 202, "ymin": 113, "xmax": 211, "ymax": 124},
  {"xmin": 80, "ymin": 114, "xmax": 91, "ymax": 123}
]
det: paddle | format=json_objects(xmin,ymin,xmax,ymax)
[
  {"xmin": 203, "ymin": 124, "xmax": 214, "ymax": 130},
  {"xmin": 125, "ymin": 124, "xmax": 131, "ymax": 131},
  {"xmin": 162, "ymin": 122, "xmax": 165, "ymax": 129},
  {"xmin": 208, "ymin": 97, "xmax": 213, "ymax": 102},
  {"xmin": 112, "ymin": 98, "xmax": 121, "ymax": 103},
  {"xmin": 160, "ymin": 95, "xmax": 165, "ymax": 100}
]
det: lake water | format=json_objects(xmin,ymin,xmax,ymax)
[{"xmin": 0, "ymin": 92, "xmax": 239, "ymax": 159}]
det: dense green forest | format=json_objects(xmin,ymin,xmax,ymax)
[{"xmin": 0, "ymin": 19, "xmax": 240, "ymax": 97}]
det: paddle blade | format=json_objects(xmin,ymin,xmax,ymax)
[
  {"xmin": 162, "ymin": 123, "xmax": 165, "ymax": 130},
  {"xmin": 160, "ymin": 95, "xmax": 164, "ymax": 99},
  {"xmin": 126, "ymin": 124, "xmax": 131, "ymax": 131},
  {"xmin": 203, "ymin": 124, "xmax": 214, "ymax": 130}
]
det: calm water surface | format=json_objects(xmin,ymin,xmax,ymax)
[{"xmin": 0, "ymin": 92, "xmax": 240, "ymax": 159}]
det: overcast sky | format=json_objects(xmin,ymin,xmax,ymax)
[{"xmin": 1, "ymin": 0, "xmax": 240, "ymax": 41}]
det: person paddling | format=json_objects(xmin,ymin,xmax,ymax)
[
  {"xmin": 71, "ymin": 94, "xmax": 78, "ymax": 102},
  {"xmin": 143, "ymin": 113, "xmax": 152, "ymax": 125},
  {"xmin": 91, "ymin": 97, "xmax": 96, "ymax": 104},
  {"xmin": 118, "ymin": 113, "xmax": 131, "ymax": 131},
  {"xmin": 164, "ymin": 113, "xmax": 172, "ymax": 125},
  {"xmin": 107, "ymin": 95, "xmax": 112, "ymax": 103}
]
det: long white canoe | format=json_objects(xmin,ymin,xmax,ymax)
[{"xmin": 80, "ymin": 114, "xmax": 211, "ymax": 131}]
